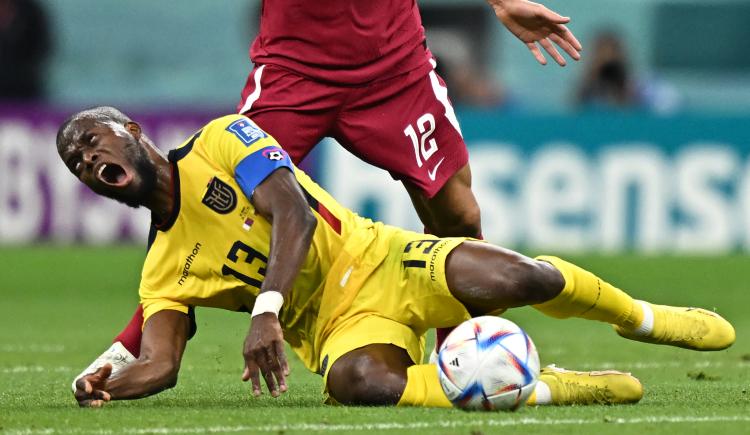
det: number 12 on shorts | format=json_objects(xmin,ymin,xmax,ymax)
[{"xmin": 404, "ymin": 113, "xmax": 438, "ymax": 168}]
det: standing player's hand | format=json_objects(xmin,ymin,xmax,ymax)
[
  {"xmin": 242, "ymin": 313, "xmax": 289, "ymax": 397},
  {"xmin": 73, "ymin": 364, "xmax": 113, "ymax": 408},
  {"xmin": 488, "ymin": 0, "xmax": 582, "ymax": 66}
]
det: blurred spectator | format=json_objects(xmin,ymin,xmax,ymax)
[
  {"xmin": 0, "ymin": 0, "xmax": 51, "ymax": 100},
  {"xmin": 421, "ymin": 4, "xmax": 507, "ymax": 109},
  {"xmin": 428, "ymin": 28, "xmax": 508, "ymax": 109},
  {"xmin": 575, "ymin": 31, "xmax": 680, "ymax": 114}
]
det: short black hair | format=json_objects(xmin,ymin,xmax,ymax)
[{"xmin": 56, "ymin": 106, "xmax": 132, "ymax": 153}]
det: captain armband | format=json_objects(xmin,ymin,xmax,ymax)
[{"xmin": 251, "ymin": 291, "xmax": 285, "ymax": 318}]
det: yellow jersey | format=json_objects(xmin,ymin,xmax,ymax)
[{"xmin": 139, "ymin": 114, "xmax": 381, "ymax": 372}]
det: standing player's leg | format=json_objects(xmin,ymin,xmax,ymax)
[
  {"xmin": 334, "ymin": 63, "xmax": 475, "ymax": 233},
  {"xmin": 402, "ymin": 163, "xmax": 481, "ymax": 350},
  {"xmin": 335, "ymin": 64, "xmax": 479, "ymax": 349},
  {"xmin": 403, "ymin": 164, "xmax": 481, "ymax": 349},
  {"xmin": 402, "ymin": 164, "xmax": 481, "ymax": 238}
]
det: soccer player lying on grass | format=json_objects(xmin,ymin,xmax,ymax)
[
  {"xmin": 58, "ymin": 107, "xmax": 735, "ymax": 409},
  {"xmin": 72, "ymin": 0, "xmax": 585, "ymax": 373}
]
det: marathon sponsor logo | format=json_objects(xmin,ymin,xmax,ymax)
[
  {"xmin": 178, "ymin": 242, "xmax": 202, "ymax": 286},
  {"xmin": 428, "ymin": 240, "xmax": 448, "ymax": 282}
]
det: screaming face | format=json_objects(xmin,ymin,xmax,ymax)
[{"xmin": 58, "ymin": 120, "xmax": 157, "ymax": 208}]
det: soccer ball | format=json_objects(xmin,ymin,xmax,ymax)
[{"xmin": 437, "ymin": 316, "xmax": 540, "ymax": 411}]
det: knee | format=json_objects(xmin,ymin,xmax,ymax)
[
  {"xmin": 430, "ymin": 204, "xmax": 482, "ymax": 238},
  {"xmin": 515, "ymin": 258, "xmax": 565, "ymax": 304},
  {"xmin": 327, "ymin": 351, "xmax": 408, "ymax": 406},
  {"xmin": 490, "ymin": 255, "xmax": 564, "ymax": 306}
]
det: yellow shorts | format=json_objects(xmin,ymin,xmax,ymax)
[{"xmin": 318, "ymin": 228, "xmax": 473, "ymax": 385}]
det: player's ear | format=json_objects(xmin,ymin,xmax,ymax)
[{"xmin": 125, "ymin": 122, "xmax": 142, "ymax": 141}]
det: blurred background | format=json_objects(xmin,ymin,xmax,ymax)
[
  {"xmin": 3, "ymin": 3, "xmax": 750, "ymax": 425},
  {"xmin": 2, "ymin": 0, "xmax": 750, "ymax": 252}
]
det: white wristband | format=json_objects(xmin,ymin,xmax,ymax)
[{"xmin": 251, "ymin": 291, "xmax": 284, "ymax": 318}]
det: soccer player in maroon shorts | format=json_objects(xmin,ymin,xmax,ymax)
[{"xmin": 74, "ymin": 0, "xmax": 583, "ymax": 390}]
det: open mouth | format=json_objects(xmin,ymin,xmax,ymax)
[{"xmin": 96, "ymin": 162, "xmax": 132, "ymax": 187}]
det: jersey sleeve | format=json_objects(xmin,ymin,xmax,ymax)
[{"xmin": 208, "ymin": 115, "xmax": 294, "ymax": 199}]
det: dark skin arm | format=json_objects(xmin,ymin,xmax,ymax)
[
  {"xmin": 74, "ymin": 310, "xmax": 189, "ymax": 407},
  {"xmin": 241, "ymin": 168, "xmax": 317, "ymax": 397}
]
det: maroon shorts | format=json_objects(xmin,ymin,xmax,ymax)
[{"xmin": 236, "ymin": 62, "xmax": 468, "ymax": 198}]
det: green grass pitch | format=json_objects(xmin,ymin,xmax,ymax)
[{"xmin": 1, "ymin": 246, "xmax": 749, "ymax": 434}]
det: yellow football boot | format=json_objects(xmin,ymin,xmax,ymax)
[
  {"xmin": 614, "ymin": 301, "xmax": 735, "ymax": 351},
  {"xmin": 530, "ymin": 365, "xmax": 643, "ymax": 405}
]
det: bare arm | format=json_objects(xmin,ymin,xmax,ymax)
[
  {"xmin": 242, "ymin": 168, "xmax": 317, "ymax": 397},
  {"xmin": 74, "ymin": 310, "xmax": 189, "ymax": 406},
  {"xmin": 252, "ymin": 168, "xmax": 317, "ymax": 308},
  {"xmin": 487, "ymin": 0, "xmax": 582, "ymax": 66}
]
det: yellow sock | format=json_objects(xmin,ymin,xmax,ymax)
[
  {"xmin": 397, "ymin": 364, "xmax": 452, "ymax": 408},
  {"xmin": 526, "ymin": 389, "xmax": 538, "ymax": 405},
  {"xmin": 533, "ymin": 256, "xmax": 644, "ymax": 329},
  {"xmin": 525, "ymin": 380, "xmax": 552, "ymax": 406}
]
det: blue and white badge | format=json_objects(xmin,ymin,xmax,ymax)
[{"xmin": 226, "ymin": 118, "xmax": 267, "ymax": 146}]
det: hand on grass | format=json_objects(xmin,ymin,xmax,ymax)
[
  {"xmin": 488, "ymin": 0, "xmax": 582, "ymax": 66},
  {"xmin": 242, "ymin": 313, "xmax": 290, "ymax": 398},
  {"xmin": 74, "ymin": 364, "xmax": 112, "ymax": 408}
]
